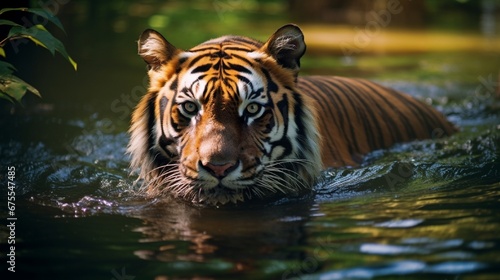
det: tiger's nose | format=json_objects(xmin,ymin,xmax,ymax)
[{"xmin": 201, "ymin": 161, "xmax": 236, "ymax": 178}]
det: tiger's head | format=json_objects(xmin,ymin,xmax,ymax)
[{"xmin": 128, "ymin": 24, "xmax": 321, "ymax": 205}]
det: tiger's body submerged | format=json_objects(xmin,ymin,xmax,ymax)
[
  {"xmin": 298, "ymin": 76, "xmax": 456, "ymax": 167},
  {"xmin": 128, "ymin": 24, "xmax": 456, "ymax": 205}
]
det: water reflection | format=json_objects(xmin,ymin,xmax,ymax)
[
  {"xmin": 481, "ymin": 0, "xmax": 497, "ymax": 37},
  {"xmin": 305, "ymin": 260, "xmax": 486, "ymax": 279},
  {"xmin": 132, "ymin": 198, "xmax": 314, "ymax": 267},
  {"xmin": 1, "ymin": 1, "xmax": 499, "ymax": 275}
]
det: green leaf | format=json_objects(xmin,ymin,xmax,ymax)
[
  {"xmin": 0, "ymin": 19, "xmax": 22, "ymax": 27},
  {"xmin": 0, "ymin": 92, "xmax": 13, "ymax": 101},
  {"xmin": 0, "ymin": 48, "xmax": 5, "ymax": 58},
  {"xmin": 0, "ymin": 7, "xmax": 64, "ymax": 32},
  {"xmin": 0, "ymin": 60, "xmax": 16, "ymax": 74},
  {"xmin": 8, "ymin": 25, "xmax": 77, "ymax": 70},
  {"xmin": 8, "ymin": 25, "xmax": 49, "ymax": 52},
  {"xmin": 0, "ymin": 8, "xmax": 29, "ymax": 15},
  {"xmin": 26, "ymin": 8, "xmax": 65, "ymax": 32},
  {"xmin": 68, "ymin": 55, "xmax": 77, "ymax": 70},
  {"xmin": 0, "ymin": 74, "xmax": 40, "ymax": 103}
]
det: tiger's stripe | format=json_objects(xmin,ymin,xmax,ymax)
[
  {"xmin": 128, "ymin": 24, "xmax": 456, "ymax": 205},
  {"xmin": 297, "ymin": 76, "xmax": 456, "ymax": 167}
]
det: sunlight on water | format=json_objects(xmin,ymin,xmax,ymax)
[{"xmin": 307, "ymin": 260, "xmax": 487, "ymax": 279}]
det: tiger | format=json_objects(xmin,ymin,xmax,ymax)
[{"xmin": 128, "ymin": 24, "xmax": 456, "ymax": 205}]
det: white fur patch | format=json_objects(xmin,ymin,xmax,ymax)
[
  {"xmin": 248, "ymin": 51, "xmax": 265, "ymax": 59},
  {"xmin": 178, "ymin": 51, "xmax": 195, "ymax": 59}
]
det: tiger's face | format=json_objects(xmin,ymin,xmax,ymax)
[{"xmin": 128, "ymin": 24, "xmax": 321, "ymax": 205}]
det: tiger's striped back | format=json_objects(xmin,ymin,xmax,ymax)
[{"xmin": 298, "ymin": 76, "xmax": 456, "ymax": 167}]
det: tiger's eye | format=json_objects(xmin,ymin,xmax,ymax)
[
  {"xmin": 246, "ymin": 103, "xmax": 261, "ymax": 115},
  {"xmin": 182, "ymin": 101, "xmax": 198, "ymax": 114}
]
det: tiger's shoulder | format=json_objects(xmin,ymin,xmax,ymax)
[{"xmin": 296, "ymin": 75, "xmax": 457, "ymax": 167}]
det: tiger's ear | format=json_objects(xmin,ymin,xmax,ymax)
[
  {"xmin": 138, "ymin": 29, "xmax": 178, "ymax": 70},
  {"xmin": 263, "ymin": 24, "xmax": 306, "ymax": 71}
]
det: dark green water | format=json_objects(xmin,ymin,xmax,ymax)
[{"xmin": 1, "ymin": 49, "xmax": 499, "ymax": 279}]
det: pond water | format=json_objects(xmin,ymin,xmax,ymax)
[
  {"xmin": 1, "ymin": 30, "xmax": 500, "ymax": 280},
  {"xmin": 2, "ymin": 51, "xmax": 499, "ymax": 279}
]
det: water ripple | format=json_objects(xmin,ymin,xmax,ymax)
[
  {"xmin": 360, "ymin": 243, "xmax": 430, "ymax": 255},
  {"xmin": 375, "ymin": 219, "xmax": 424, "ymax": 228},
  {"xmin": 308, "ymin": 260, "xmax": 487, "ymax": 279}
]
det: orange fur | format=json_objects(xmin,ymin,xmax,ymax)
[{"xmin": 128, "ymin": 24, "xmax": 456, "ymax": 205}]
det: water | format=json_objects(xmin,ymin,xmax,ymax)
[
  {"xmin": 1, "ymin": 8, "xmax": 500, "ymax": 278},
  {"xmin": 1, "ymin": 50, "xmax": 499, "ymax": 279}
]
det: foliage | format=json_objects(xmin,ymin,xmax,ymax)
[{"xmin": 0, "ymin": 7, "xmax": 77, "ymax": 103}]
